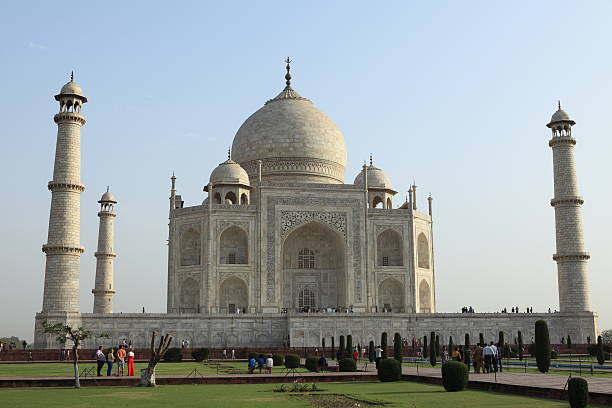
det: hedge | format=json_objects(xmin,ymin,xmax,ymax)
[
  {"xmin": 191, "ymin": 348, "xmax": 209, "ymax": 362},
  {"xmin": 535, "ymin": 320, "xmax": 551, "ymax": 373},
  {"xmin": 568, "ymin": 377, "xmax": 589, "ymax": 408},
  {"xmin": 163, "ymin": 347, "xmax": 183, "ymax": 362},
  {"xmin": 284, "ymin": 354, "xmax": 300, "ymax": 369},
  {"xmin": 305, "ymin": 356, "xmax": 319, "ymax": 372},
  {"xmin": 339, "ymin": 358, "xmax": 357, "ymax": 372},
  {"xmin": 272, "ymin": 354, "xmax": 284, "ymax": 367}
]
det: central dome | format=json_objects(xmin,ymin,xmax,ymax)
[{"xmin": 231, "ymin": 70, "xmax": 347, "ymax": 184}]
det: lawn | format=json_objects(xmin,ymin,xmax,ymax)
[
  {"xmin": 0, "ymin": 361, "xmax": 308, "ymax": 377},
  {"xmin": 0, "ymin": 381, "xmax": 607, "ymax": 408}
]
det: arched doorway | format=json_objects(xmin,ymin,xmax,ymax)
[
  {"xmin": 378, "ymin": 278, "xmax": 404, "ymax": 312},
  {"xmin": 376, "ymin": 229, "xmax": 403, "ymax": 266},
  {"xmin": 180, "ymin": 278, "xmax": 199, "ymax": 313},
  {"xmin": 219, "ymin": 277, "xmax": 248, "ymax": 314},
  {"xmin": 219, "ymin": 226, "xmax": 248, "ymax": 264},
  {"xmin": 281, "ymin": 222, "xmax": 346, "ymax": 311}
]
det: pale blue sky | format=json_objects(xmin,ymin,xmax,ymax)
[{"xmin": 1, "ymin": 1, "xmax": 610, "ymax": 341}]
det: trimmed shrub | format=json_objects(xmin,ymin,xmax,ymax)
[
  {"xmin": 163, "ymin": 347, "xmax": 183, "ymax": 362},
  {"xmin": 518, "ymin": 331, "xmax": 524, "ymax": 361},
  {"xmin": 499, "ymin": 331, "xmax": 505, "ymax": 352},
  {"xmin": 535, "ymin": 320, "xmax": 551, "ymax": 373},
  {"xmin": 368, "ymin": 341, "xmax": 375, "ymax": 362},
  {"xmin": 378, "ymin": 358, "xmax": 402, "ymax": 382},
  {"xmin": 435, "ymin": 334, "xmax": 440, "ymax": 357},
  {"xmin": 429, "ymin": 331, "xmax": 436, "ymax": 366},
  {"xmin": 322, "ymin": 338, "xmax": 326, "ymax": 354},
  {"xmin": 479, "ymin": 333, "xmax": 484, "ymax": 346},
  {"xmin": 423, "ymin": 336, "xmax": 428, "ymax": 358},
  {"xmin": 305, "ymin": 356, "xmax": 319, "ymax": 372},
  {"xmin": 441, "ymin": 361, "xmax": 469, "ymax": 392},
  {"xmin": 191, "ymin": 348, "xmax": 209, "ymax": 362},
  {"xmin": 339, "ymin": 358, "xmax": 357, "ymax": 372},
  {"xmin": 568, "ymin": 377, "xmax": 589, "ymax": 408},
  {"xmin": 272, "ymin": 354, "xmax": 284, "ymax": 367},
  {"xmin": 346, "ymin": 335, "xmax": 353, "ymax": 355},
  {"xmin": 284, "ymin": 354, "xmax": 300, "ymax": 369},
  {"xmin": 381, "ymin": 332, "xmax": 388, "ymax": 359},
  {"xmin": 587, "ymin": 343, "xmax": 611, "ymax": 357},
  {"xmin": 448, "ymin": 336, "xmax": 454, "ymax": 357},
  {"xmin": 339, "ymin": 335, "xmax": 345, "ymax": 355},
  {"xmin": 463, "ymin": 334, "xmax": 470, "ymax": 365},
  {"xmin": 567, "ymin": 335, "xmax": 572, "ymax": 350},
  {"xmin": 331, "ymin": 337, "xmax": 335, "ymax": 360},
  {"xmin": 394, "ymin": 333, "xmax": 402, "ymax": 362},
  {"xmin": 597, "ymin": 336, "xmax": 605, "ymax": 365}
]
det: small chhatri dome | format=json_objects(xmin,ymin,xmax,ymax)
[
  {"xmin": 209, "ymin": 159, "xmax": 250, "ymax": 186},
  {"xmin": 56, "ymin": 71, "xmax": 87, "ymax": 102},
  {"xmin": 99, "ymin": 188, "xmax": 116, "ymax": 203},
  {"xmin": 354, "ymin": 164, "xmax": 394, "ymax": 191},
  {"xmin": 547, "ymin": 101, "xmax": 575, "ymax": 127}
]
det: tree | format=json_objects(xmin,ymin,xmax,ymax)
[
  {"xmin": 435, "ymin": 334, "xmax": 440, "ymax": 357},
  {"xmin": 499, "ymin": 331, "xmax": 505, "ymax": 348},
  {"xmin": 518, "ymin": 331, "xmax": 524, "ymax": 361},
  {"xmin": 394, "ymin": 333, "xmax": 402, "ymax": 362},
  {"xmin": 448, "ymin": 336, "xmax": 454, "ymax": 356},
  {"xmin": 601, "ymin": 329, "xmax": 612, "ymax": 345},
  {"xmin": 429, "ymin": 331, "xmax": 436, "ymax": 366},
  {"xmin": 381, "ymin": 332, "xmax": 388, "ymax": 359},
  {"xmin": 479, "ymin": 333, "xmax": 484, "ymax": 346},
  {"xmin": 42, "ymin": 320, "xmax": 107, "ymax": 388},
  {"xmin": 140, "ymin": 331, "xmax": 173, "ymax": 386},
  {"xmin": 597, "ymin": 336, "xmax": 605, "ymax": 366},
  {"xmin": 322, "ymin": 338, "xmax": 326, "ymax": 356},
  {"xmin": 535, "ymin": 320, "xmax": 551, "ymax": 373},
  {"xmin": 331, "ymin": 336, "xmax": 335, "ymax": 360},
  {"xmin": 463, "ymin": 333, "xmax": 470, "ymax": 365},
  {"xmin": 346, "ymin": 335, "xmax": 353, "ymax": 356},
  {"xmin": 423, "ymin": 335, "xmax": 428, "ymax": 358},
  {"xmin": 567, "ymin": 335, "xmax": 572, "ymax": 351},
  {"xmin": 339, "ymin": 335, "xmax": 345, "ymax": 358}
]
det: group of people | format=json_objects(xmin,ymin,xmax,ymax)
[
  {"xmin": 460, "ymin": 306, "xmax": 475, "ymax": 313},
  {"xmin": 95, "ymin": 344, "xmax": 135, "ymax": 377},
  {"xmin": 0, "ymin": 341, "xmax": 25, "ymax": 351},
  {"xmin": 247, "ymin": 354, "xmax": 274, "ymax": 374},
  {"xmin": 222, "ymin": 349, "xmax": 237, "ymax": 359},
  {"xmin": 440, "ymin": 342, "xmax": 504, "ymax": 374}
]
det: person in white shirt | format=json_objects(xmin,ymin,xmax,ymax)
[
  {"xmin": 374, "ymin": 346, "xmax": 383, "ymax": 368},
  {"xmin": 489, "ymin": 342, "xmax": 498, "ymax": 372},
  {"xmin": 482, "ymin": 344, "xmax": 494, "ymax": 373},
  {"xmin": 265, "ymin": 355, "xmax": 273, "ymax": 373},
  {"xmin": 231, "ymin": 349, "xmax": 235, "ymax": 359},
  {"xmin": 223, "ymin": 349, "xmax": 227, "ymax": 360}
]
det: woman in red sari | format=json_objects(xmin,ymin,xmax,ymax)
[{"xmin": 127, "ymin": 347, "xmax": 135, "ymax": 376}]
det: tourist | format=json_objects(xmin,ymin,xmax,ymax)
[
  {"xmin": 483, "ymin": 343, "xmax": 493, "ymax": 373},
  {"xmin": 231, "ymin": 349, "xmax": 236, "ymax": 359},
  {"xmin": 374, "ymin": 345, "xmax": 383, "ymax": 368},
  {"xmin": 490, "ymin": 342, "xmax": 498, "ymax": 372},
  {"xmin": 474, "ymin": 344, "xmax": 483, "ymax": 374},
  {"xmin": 318, "ymin": 356, "xmax": 328, "ymax": 370},
  {"xmin": 248, "ymin": 356, "xmax": 256, "ymax": 374},
  {"xmin": 265, "ymin": 354, "xmax": 273, "ymax": 373},
  {"xmin": 127, "ymin": 347, "xmax": 135, "ymax": 376},
  {"xmin": 223, "ymin": 349, "xmax": 227, "ymax": 360},
  {"xmin": 335, "ymin": 349, "xmax": 343, "ymax": 361},
  {"xmin": 496, "ymin": 343, "xmax": 503, "ymax": 372},
  {"xmin": 116, "ymin": 345, "xmax": 126, "ymax": 376},
  {"xmin": 106, "ymin": 348, "xmax": 115, "ymax": 376},
  {"xmin": 352, "ymin": 348, "xmax": 359, "ymax": 361},
  {"xmin": 95, "ymin": 346, "xmax": 106, "ymax": 376},
  {"xmin": 27, "ymin": 351, "xmax": 33, "ymax": 362},
  {"xmin": 257, "ymin": 354, "xmax": 265, "ymax": 373},
  {"xmin": 441, "ymin": 346, "xmax": 449, "ymax": 364},
  {"xmin": 463, "ymin": 345, "xmax": 472, "ymax": 368},
  {"xmin": 362, "ymin": 346, "xmax": 367, "ymax": 359},
  {"xmin": 451, "ymin": 347, "xmax": 461, "ymax": 362}
]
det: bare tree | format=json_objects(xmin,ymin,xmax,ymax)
[
  {"xmin": 140, "ymin": 331, "xmax": 173, "ymax": 387},
  {"xmin": 42, "ymin": 321, "xmax": 108, "ymax": 388}
]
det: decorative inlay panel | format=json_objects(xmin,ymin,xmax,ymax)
[{"xmin": 280, "ymin": 211, "xmax": 346, "ymax": 240}]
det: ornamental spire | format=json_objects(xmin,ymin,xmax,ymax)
[
  {"xmin": 70, "ymin": 70, "xmax": 74, "ymax": 82},
  {"xmin": 285, "ymin": 57, "xmax": 292, "ymax": 86}
]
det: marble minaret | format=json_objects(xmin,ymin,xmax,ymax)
[
  {"xmin": 41, "ymin": 74, "xmax": 87, "ymax": 313},
  {"xmin": 547, "ymin": 103, "xmax": 591, "ymax": 312},
  {"xmin": 92, "ymin": 189, "xmax": 117, "ymax": 313}
]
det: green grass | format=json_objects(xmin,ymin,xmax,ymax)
[
  {"xmin": 0, "ymin": 381, "xmax": 608, "ymax": 408},
  {"xmin": 402, "ymin": 361, "xmax": 612, "ymax": 377},
  {"xmin": 0, "ymin": 361, "xmax": 309, "ymax": 377}
]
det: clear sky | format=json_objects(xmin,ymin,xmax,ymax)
[{"xmin": 1, "ymin": 1, "xmax": 610, "ymax": 342}]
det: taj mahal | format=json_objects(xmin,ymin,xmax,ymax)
[{"xmin": 34, "ymin": 62, "xmax": 599, "ymax": 349}]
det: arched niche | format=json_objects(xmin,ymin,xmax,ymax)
[
  {"xmin": 180, "ymin": 227, "xmax": 201, "ymax": 266},
  {"xmin": 372, "ymin": 196, "xmax": 384, "ymax": 208},
  {"xmin": 180, "ymin": 277, "xmax": 199, "ymax": 313},
  {"xmin": 219, "ymin": 226, "xmax": 248, "ymax": 264},
  {"xmin": 417, "ymin": 232, "xmax": 430, "ymax": 269},
  {"xmin": 377, "ymin": 229, "xmax": 403, "ymax": 266},
  {"xmin": 419, "ymin": 279, "xmax": 432, "ymax": 313},
  {"xmin": 378, "ymin": 278, "xmax": 404, "ymax": 312},
  {"xmin": 281, "ymin": 222, "xmax": 346, "ymax": 310},
  {"xmin": 219, "ymin": 277, "xmax": 248, "ymax": 313}
]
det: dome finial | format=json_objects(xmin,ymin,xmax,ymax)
[
  {"xmin": 369, "ymin": 153, "xmax": 373, "ymax": 166},
  {"xmin": 558, "ymin": 100, "xmax": 561, "ymax": 110},
  {"xmin": 70, "ymin": 70, "xmax": 74, "ymax": 82},
  {"xmin": 227, "ymin": 147, "xmax": 231, "ymax": 160},
  {"xmin": 284, "ymin": 57, "xmax": 292, "ymax": 86},
  {"xmin": 106, "ymin": 185, "xmax": 110, "ymax": 193}
]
